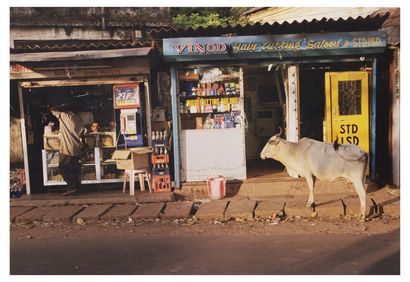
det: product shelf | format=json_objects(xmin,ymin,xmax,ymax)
[{"xmin": 179, "ymin": 94, "xmax": 240, "ymax": 99}]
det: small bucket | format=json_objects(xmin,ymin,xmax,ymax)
[{"xmin": 207, "ymin": 176, "xmax": 226, "ymax": 200}]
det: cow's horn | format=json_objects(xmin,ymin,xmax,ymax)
[{"xmin": 276, "ymin": 127, "xmax": 282, "ymax": 137}]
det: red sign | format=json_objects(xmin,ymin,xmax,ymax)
[
  {"xmin": 10, "ymin": 64, "xmax": 32, "ymax": 73},
  {"xmin": 113, "ymin": 84, "xmax": 140, "ymax": 109}
]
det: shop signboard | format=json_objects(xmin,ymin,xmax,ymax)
[
  {"xmin": 10, "ymin": 57, "xmax": 150, "ymax": 80},
  {"xmin": 163, "ymin": 31, "xmax": 387, "ymax": 62},
  {"xmin": 113, "ymin": 84, "xmax": 140, "ymax": 109}
]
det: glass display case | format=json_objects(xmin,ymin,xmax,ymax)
[{"xmin": 41, "ymin": 132, "xmax": 122, "ymax": 186}]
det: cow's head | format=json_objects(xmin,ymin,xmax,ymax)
[{"xmin": 260, "ymin": 127, "xmax": 283, "ymax": 160}]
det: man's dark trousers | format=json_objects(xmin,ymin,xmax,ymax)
[{"xmin": 59, "ymin": 154, "xmax": 81, "ymax": 190}]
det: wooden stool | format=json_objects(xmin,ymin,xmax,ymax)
[{"xmin": 122, "ymin": 169, "xmax": 152, "ymax": 195}]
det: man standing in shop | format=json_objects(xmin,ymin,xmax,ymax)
[{"xmin": 47, "ymin": 102, "xmax": 86, "ymax": 196}]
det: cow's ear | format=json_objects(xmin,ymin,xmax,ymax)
[{"xmin": 268, "ymin": 138, "xmax": 279, "ymax": 145}]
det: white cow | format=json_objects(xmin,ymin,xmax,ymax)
[{"xmin": 260, "ymin": 128, "xmax": 368, "ymax": 218}]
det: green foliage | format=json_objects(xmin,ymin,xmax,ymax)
[
  {"xmin": 172, "ymin": 13, "xmax": 226, "ymax": 29},
  {"xmin": 170, "ymin": 7, "xmax": 231, "ymax": 19},
  {"xmin": 228, "ymin": 7, "xmax": 251, "ymax": 26},
  {"xmin": 171, "ymin": 7, "xmax": 251, "ymax": 29}
]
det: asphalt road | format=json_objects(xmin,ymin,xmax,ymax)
[{"xmin": 10, "ymin": 223, "xmax": 400, "ymax": 275}]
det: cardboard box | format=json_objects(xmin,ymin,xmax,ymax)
[{"xmin": 112, "ymin": 147, "xmax": 152, "ymax": 170}]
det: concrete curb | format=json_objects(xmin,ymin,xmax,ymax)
[
  {"xmin": 42, "ymin": 206, "xmax": 85, "ymax": 223},
  {"xmin": 161, "ymin": 201, "xmax": 194, "ymax": 220},
  {"xmin": 100, "ymin": 204, "xmax": 138, "ymax": 222},
  {"xmin": 225, "ymin": 199, "xmax": 256, "ymax": 220},
  {"xmin": 15, "ymin": 207, "xmax": 51, "ymax": 224},
  {"xmin": 254, "ymin": 199, "xmax": 284, "ymax": 218},
  {"xmin": 10, "ymin": 207, "xmax": 34, "ymax": 223},
  {"xmin": 73, "ymin": 204, "xmax": 114, "ymax": 223},
  {"xmin": 11, "ymin": 192, "xmax": 175, "ymax": 207},
  {"xmin": 11, "ymin": 188, "xmax": 400, "ymax": 224},
  {"xmin": 131, "ymin": 202, "xmax": 165, "ymax": 220},
  {"xmin": 195, "ymin": 200, "xmax": 229, "ymax": 221}
]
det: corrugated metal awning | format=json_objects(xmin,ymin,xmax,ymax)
[
  {"xmin": 12, "ymin": 39, "xmax": 153, "ymax": 53},
  {"xmin": 10, "ymin": 47, "xmax": 152, "ymax": 62},
  {"xmin": 147, "ymin": 13, "xmax": 389, "ymax": 39}
]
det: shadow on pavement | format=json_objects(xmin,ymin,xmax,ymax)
[{"xmin": 362, "ymin": 250, "xmax": 400, "ymax": 275}]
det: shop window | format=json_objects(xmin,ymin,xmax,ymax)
[
  {"xmin": 257, "ymin": 84, "xmax": 277, "ymax": 103},
  {"xmin": 338, "ymin": 80, "xmax": 362, "ymax": 115},
  {"xmin": 178, "ymin": 67, "xmax": 242, "ymax": 130}
]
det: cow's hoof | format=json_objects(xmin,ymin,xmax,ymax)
[
  {"xmin": 358, "ymin": 217, "xmax": 367, "ymax": 223},
  {"xmin": 305, "ymin": 202, "xmax": 315, "ymax": 208}
]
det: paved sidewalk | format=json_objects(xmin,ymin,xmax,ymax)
[{"xmin": 10, "ymin": 187, "xmax": 400, "ymax": 224}]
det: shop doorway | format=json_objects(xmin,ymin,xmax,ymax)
[
  {"xmin": 299, "ymin": 66, "xmax": 326, "ymax": 141},
  {"xmin": 243, "ymin": 66, "xmax": 286, "ymax": 178},
  {"xmin": 325, "ymin": 71, "xmax": 370, "ymax": 153}
]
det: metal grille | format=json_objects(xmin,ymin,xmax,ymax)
[{"xmin": 338, "ymin": 80, "xmax": 362, "ymax": 115}]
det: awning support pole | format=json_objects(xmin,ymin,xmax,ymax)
[
  {"xmin": 144, "ymin": 80, "xmax": 152, "ymax": 148},
  {"xmin": 18, "ymin": 84, "xmax": 31, "ymax": 194},
  {"xmin": 170, "ymin": 67, "xmax": 181, "ymax": 188},
  {"xmin": 371, "ymin": 58, "xmax": 377, "ymax": 180},
  {"xmin": 286, "ymin": 65, "xmax": 300, "ymax": 142}
]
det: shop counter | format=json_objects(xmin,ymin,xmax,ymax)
[{"xmin": 180, "ymin": 128, "xmax": 246, "ymax": 181}]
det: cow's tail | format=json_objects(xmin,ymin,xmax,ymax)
[
  {"xmin": 333, "ymin": 136, "xmax": 367, "ymax": 162},
  {"xmin": 333, "ymin": 136, "xmax": 340, "ymax": 151},
  {"xmin": 363, "ymin": 152, "xmax": 369, "ymax": 184}
]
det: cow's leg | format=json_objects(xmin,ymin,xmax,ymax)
[
  {"xmin": 352, "ymin": 177, "xmax": 367, "ymax": 219},
  {"xmin": 305, "ymin": 174, "xmax": 316, "ymax": 208}
]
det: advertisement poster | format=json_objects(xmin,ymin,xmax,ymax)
[{"xmin": 113, "ymin": 84, "xmax": 140, "ymax": 109}]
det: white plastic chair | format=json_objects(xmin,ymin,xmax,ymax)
[{"xmin": 122, "ymin": 169, "xmax": 152, "ymax": 195}]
